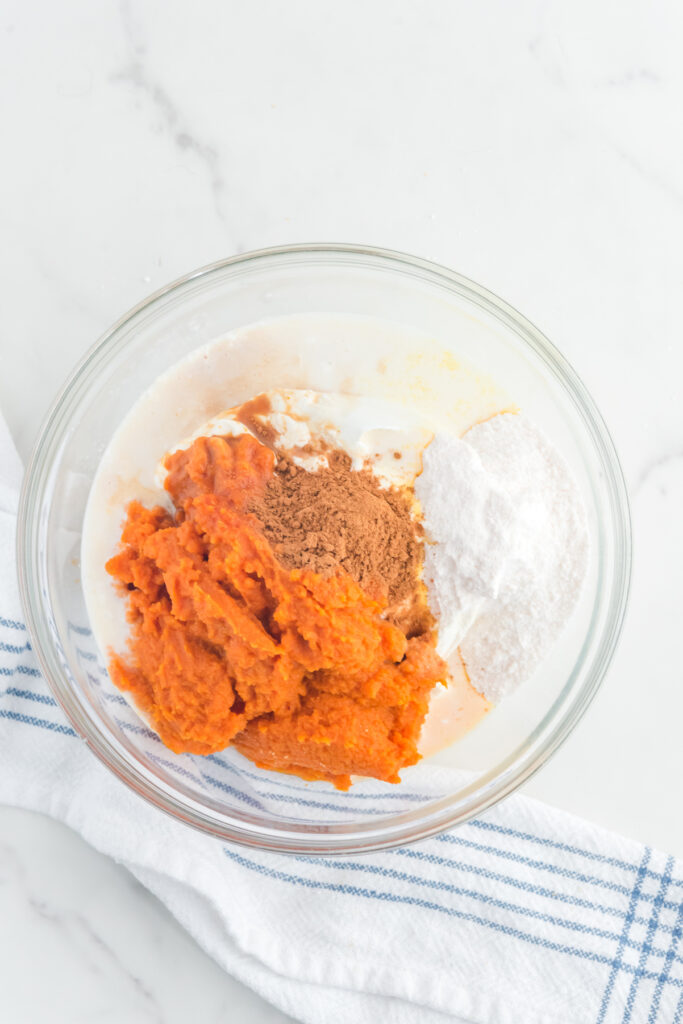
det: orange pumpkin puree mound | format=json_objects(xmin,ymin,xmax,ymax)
[{"xmin": 106, "ymin": 433, "xmax": 447, "ymax": 788}]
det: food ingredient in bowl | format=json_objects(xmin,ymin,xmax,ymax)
[
  {"xmin": 248, "ymin": 449, "xmax": 430, "ymax": 637},
  {"xmin": 88, "ymin": 312, "xmax": 590, "ymax": 788},
  {"xmin": 416, "ymin": 432, "xmax": 516, "ymax": 655},
  {"xmin": 171, "ymin": 388, "xmax": 433, "ymax": 488},
  {"xmin": 106, "ymin": 433, "xmax": 446, "ymax": 789},
  {"xmin": 417, "ymin": 413, "xmax": 588, "ymax": 704}
]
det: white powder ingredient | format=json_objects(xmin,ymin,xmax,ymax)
[
  {"xmin": 417, "ymin": 413, "xmax": 588, "ymax": 704},
  {"xmin": 416, "ymin": 434, "xmax": 516, "ymax": 656}
]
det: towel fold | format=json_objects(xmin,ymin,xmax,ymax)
[{"xmin": 1, "ymin": 411, "xmax": 681, "ymax": 1024}]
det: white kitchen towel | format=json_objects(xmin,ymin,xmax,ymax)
[{"xmin": 1, "ymin": 414, "xmax": 682, "ymax": 1024}]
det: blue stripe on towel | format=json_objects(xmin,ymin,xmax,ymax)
[
  {"xmin": 1, "ymin": 686, "xmax": 57, "ymax": 706},
  {"xmin": 596, "ymin": 848, "xmax": 651, "ymax": 1024},
  {"xmin": 223, "ymin": 846, "xmax": 683, "ymax": 992},
  {"xmin": 0, "ymin": 707, "xmax": 77, "ymax": 737},
  {"xmin": 0, "ymin": 664, "xmax": 42, "ymax": 678},
  {"xmin": 290, "ymin": 853, "xmax": 680, "ymax": 963},
  {"xmin": 0, "ymin": 638, "xmax": 31, "ymax": 654},
  {"xmin": 0, "ymin": 616, "xmax": 26, "ymax": 631},
  {"xmin": 623, "ymin": 855, "xmax": 674, "ymax": 1022}
]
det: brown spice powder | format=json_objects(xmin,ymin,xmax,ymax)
[{"xmin": 247, "ymin": 449, "xmax": 431, "ymax": 635}]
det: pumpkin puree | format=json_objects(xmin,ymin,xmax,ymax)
[{"xmin": 106, "ymin": 434, "xmax": 446, "ymax": 788}]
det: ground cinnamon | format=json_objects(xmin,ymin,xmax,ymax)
[{"xmin": 247, "ymin": 449, "xmax": 429, "ymax": 633}]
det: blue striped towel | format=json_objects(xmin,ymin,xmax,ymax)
[{"xmin": 1, "ymin": 412, "xmax": 682, "ymax": 1024}]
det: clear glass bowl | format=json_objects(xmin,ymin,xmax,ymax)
[{"xmin": 17, "ymin": 244, "xmax": 631, "ymax": 854}]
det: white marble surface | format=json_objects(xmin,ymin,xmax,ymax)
[{"xmin": 1, "ymin": 0, "xmax": 682, "ymax": 1020}]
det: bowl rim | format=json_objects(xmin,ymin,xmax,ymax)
[{"xmin": 17, "ymin": 242, "xmax": 632, "ymax": 854}]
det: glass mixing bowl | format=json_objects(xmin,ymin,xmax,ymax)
[{"xmin": 17, "ymin": 244, "xmax": 631, "ymax": 854}]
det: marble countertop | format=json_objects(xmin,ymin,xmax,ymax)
[{"xmin": 1, "ymin": 0, "xmax": 681, "ymax": 1020}]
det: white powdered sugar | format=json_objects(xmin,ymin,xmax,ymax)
[
  {"xmin": 416, "ymin": 434, "xmax": 516, "ymax": 656},
  {"xmin": 417, "ymin": 413, "xmax": 588, "ymax": 705}
]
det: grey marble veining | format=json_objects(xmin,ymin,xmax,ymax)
[
  {"xmin": 114, "ymin": 0, "xmax": 228, "ymax": 225},
  {"xmin": 1, "ymin": 0, "xmax": 682, "ymax": 1020},
  {"xmin": 0, "ymin": 808, "xmax": 295, "ymax": 1022}
]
